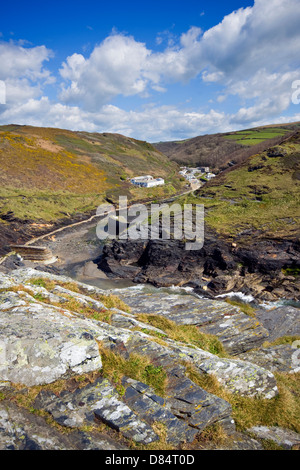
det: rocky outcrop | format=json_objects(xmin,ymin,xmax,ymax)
[
  {"xmin": 0, "ymin": 268, "xmax": 298, "ymax": 450},
  {"xmin": 0, "ymin": 289, "xmax": 103, "ymax": 387},
  {"xmin": 255, "ymin": 305, "xmax": 300, "ymax": 343},
  {"xmin": 239, "ymin": 344, "xmax": 300, "ymax": 373},
  {"xmin": 97, "ymin": 235, "xmax": 300, "ymax": 302},
  {"xmin": 0, "ymin": 400, "xmax": 126, "ymax": 450},
  {"xmin": 247, "ymin": 426, "xmax": 300, "ymax": 450},
  {"xmin": 109, "ymin": 288, "xmax": 270, "ymax": 356}
]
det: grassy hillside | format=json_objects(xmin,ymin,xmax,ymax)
[
  {"xmin": 154, "ymin": 122, "xmax": 300, "ymax": 171},
  {"xmin": 0, "ymin": 125, "xmax": 182, "ymax": 223},
  {"xmin": 179, "ymin": 132, "xmax": 300, "ymax": 242}
]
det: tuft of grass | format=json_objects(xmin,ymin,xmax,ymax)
[
  {"xmin": 282, "ymin": 266, "xmax": 300, "ymax": 277},
  {"xmin": 94, "ymin": 293, "xmax": 131, "ymax": 313},
  {"xmin": 136, "ymin": 314, "xmax": 227, "ymax": 356},
  {"xmin": 224, "ymin": 298, "xmax": 257, "ymax": 317},
  {"xmin": 194, "ymin": 422, "xmax": 229, "ymax": 448},
  {"xmin": 262, "ymin": 335, "xmax": 300, "ymax": 348},
  {"xmin": 98, "ymin": 345, "xmax": 167, "ymax": 397},
  {"xmin": 28, "ymin": 277, "xmax": 130, "ymax": 313}
]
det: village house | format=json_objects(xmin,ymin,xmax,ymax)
[{"xmin": 130, "ymin": 175, "xmax": 165, "ymax": 188}]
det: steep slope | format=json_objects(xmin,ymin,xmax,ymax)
[
  {"xmin": 0, "ymin": 125, "xmax": 183, "ymax": 254},
  {"xmin": 194, "ymin": 131, "xmax": 300, "ymax": 242},
  {"xmin": 154, "ymin": 122, "xmax": 300, "ymax": 171}
]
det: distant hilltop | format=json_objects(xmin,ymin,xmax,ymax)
[{"xmin": 154, "ymin": 122, "xmax": 300, "ymax": 172}]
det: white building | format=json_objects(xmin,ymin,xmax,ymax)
[
  {"xmin": 130, "ymin": 175, "xmax": 153, "ymax": 183},
  {"xmin": 130, "ymin": 175, "xmax": 165, "ymax": 188}
]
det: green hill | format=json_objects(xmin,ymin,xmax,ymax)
[
  {"xmin": 180, "ymin": 131, "xmax": 300, "ymax": 243},
  {"xmin": 154, "ymin": 122, "xmax": 300, "ymax": 172},
  {"xmin": 0, "ymin": 124, "xmax": 183, "ymax": 253},
  {"xmin": 0, "ymin": 125, "xmax": 182, "ymax": 216}
]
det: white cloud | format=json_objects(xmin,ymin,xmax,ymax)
[
  {"xmin": 0, "ymin": 41, "xmax": 53, "ymax": 81},
  {"xmin": 57, "ymin": 0, "xmax": 300, "ymax": 114},
  {"xmin": 59, "ymin": 34, "xmax": 151, "ymax": 110},
  {"xmin": 0, "ymin": 96, "xmax": 230, "ymax": 141},
  {"xmin": 0, "ymin": 0, "xmax": 300, "ymax": 141},
  {"xmin": 0, "ymin": 41, "xmax": 54, "ymax": 106}
]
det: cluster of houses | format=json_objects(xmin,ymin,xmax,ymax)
[
  {"xmin": 129, "ymin": 166, "xmax": 216, "ymax": 190},
  {"xmin": 179, "ymin": 166, "xmax": 216, "ymax": 186},
  {"xmin": 130, "ymin": 175, "xmax": 165, "ymax": 188}
]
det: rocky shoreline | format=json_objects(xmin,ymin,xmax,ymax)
[
  {"xmin": 0, "ymin": 266, "xmax": 299, "ymax": 450},
  {"xmin": 97, "ymin": 231, "xmax": 300, "ymax": 303}
]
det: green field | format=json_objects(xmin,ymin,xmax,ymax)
[{"xmin": 223, "ymin": 128, "xmax": 289, "ymax": 146}]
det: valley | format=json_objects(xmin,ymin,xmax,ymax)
[{"xmin": 0, "ymin": 122, "xmax": 299, "ymax": 451}]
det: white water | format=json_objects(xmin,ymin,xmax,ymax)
[
  {"xmin": 215, "ymin": 291, "xmax": 256, "ymax": 303},
  {"xmin": 215, "ymin": 290, "xmax": 300, "ymax": 309}
]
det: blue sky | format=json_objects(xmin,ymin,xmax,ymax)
[{"xmin": 0, "ymin": 0, "xmax": 299, "ymax": 141}]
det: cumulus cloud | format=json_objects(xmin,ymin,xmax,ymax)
[
  {"xmin": 0, "ymin": 40, "xmax": 54, "ymax": 106},
  {"xmin": 0, "ymin": 41, "xmax": 52, "ymax": 80},
  {"xmin": 57, "ymin": 0, "xmax": 300, "ymax": 118},
  {"xmin": 59, "ymin": 34, "xmax": 151, "ymax": 110},
  {"xmin": 0, "ymin": 96, "xmax": 229, "ymax": 141},
  {"xmin": 0, "ymin": 0, "xmax": 300, "ymax": 141}
]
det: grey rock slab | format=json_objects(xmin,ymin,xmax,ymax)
[
  {"xmin": 111, "ymin": 288, "xmax": 269, "ymax": 355},
  {"xmin": 169, "ymin": 340, "xmax": 278, "ymax": 399},
  {"xmin": 111, "ymin": 288, "xmax": 238, "ymax": 325},
  {"xmin": 0, "ymin": 272, "xmax": 18, "ymax": 290},
  {"xmin": 0, "ymin": 291, "xmax": 103, "ymax": 387},
  {"xmin": 200, "ymin": 313, "xmax": 269, "ymax": 355},
  {"xmin": 0, "ymin": 400, "xmax": 126, "ymax": 450},
  {"xmin": 122, "ymin": 331, "xmax": 278, "ymax": 399},
  {"xmin": 121, "ymin": 377, "xmax": 199, "ymax": 445},
  {"xmin": 33, "ymin": 377, "xmax": 158, "ymax": 445},
  {"xmin": 239, "ymin": 344, "xmax": 300, "ymax": 373},
  {"xmin": 0, "ymin": 290, "xmax": 28, "ymax": 310},
  {"xmin": 165, "ymin": 370, "xmax": 234, "ymax": 432},
  {"xmin": 247, "ymin": 426, "xmax": 300, "ymax": 450},
  {"xmin": 255, "ymin": 306, "xmax": 300, "ymax": 342}
]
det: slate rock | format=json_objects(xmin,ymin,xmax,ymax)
[
  {"xmin": 33, "ymin": 377, "xmax": 158, "ymax": 445},
  {"xmin": 255, "ymin": 306, "xmax": 300, "ymax": 342},
  {"xmin": 247, "ymin": 426, "xmax": 300, "ymax": 450},
  {"xmin": 0, "ymin": 292, "xmax": 102, "ymax": 386},
  {"xmin": 111, "ymin": 288, "xmax": 269, "ymax": 355},
  {"xmin": 239, "ymin": 344, "xmax": 300, "ymax": 373},
  {"xmin": 0, "ymin": 400, "xmax": 126, "ymax": 450},
  {"xmin": 121, "ymin": 377, "xmax": 199, "ymax": 445}
]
